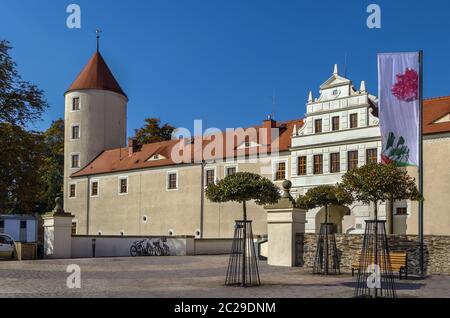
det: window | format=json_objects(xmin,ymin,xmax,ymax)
[
  {"xmin": 313, "ymin": 155, "xmax": 323, "ymax": 174},
  {"xmin": 315, "ymin": 119, "xmax": 322, "ymax": 133},
  {"xmin": 20, "ymin": 221, "xmax": 27, "ymax": 229},
  {"xmin": 72, "ymin": 97, "xmax": 80, "ymax": 111},
  {"xmin": 350, "ymin": 113, "xmax": 358, "ymax": 129},
  {"xmin": 366, "ymin": 148, "xmax": 378, "ymax": 164},
  {"xmin": 69, "ymin": 183, "xmax": 76, "ymax": 198},
  {"xmin": 225, "ymin": 166, "xmax": 237, "ymax": 177},
  {"xmin": 71, "ymin": 125, "xmax": 80, "ymax": 140},
  {"xmin": 119, "ymin": 177, "xmax": 128, "ymax": 194},
  {"xmin": 205, "ymin": 169, "xmax": 215, "ymax": 186},
  {"xmin": 167, "ymin": 172, "xmax": 178, "ymax": 190},
  {"xmin": 91, "ymin": 181, "xmax": 99, "ymax": 196},
  {"xmin": 348, "ymin": 151, "xmax": 359, "ymax": 171},
  {"xmin": 330, "ymin": 153, "xmax": 340, "ymax": 173},
  {"xmin": 71, "ymin": 154, "xmax": 80, "ymax": 168},
  {"xmin": 297, "ymin": 156, "xmax": 307, "ymax": 176},
  {"xmin": 396, "ymin": 207, "xmax": 407, "ymax": 215},
  {"xmin": 332, "ymin": 116, "xmax": 340, "ymax": 131},
  {"xmin": 71, "ymin": 222, "xmax": 77, "ymax": 235},
  {"xmin": 0, "ymin": 220, "xmax": 4, "ymax": 229},
  {"xmin": 275, "ymin": 162, "xmax": 286, "ymax": 181}
]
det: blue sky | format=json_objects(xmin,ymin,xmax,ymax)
[{"xmin": 2, "ymin": 0, "xmax": 450, "ymax": 136}]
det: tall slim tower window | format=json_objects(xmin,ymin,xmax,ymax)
[
  {"xmin": 71, "ymin": 125, "xmax": 80, "ymax": 140},
  {"xmin": 72, "ymin": 97, "xmax": 80, "ymax": 111},
  {"xmin": 69, "ymin": 184, "xmax": 76, "ymax": 198},
  {"xmin": 71, "ymin": 154, "xmax": 80, "ymax": 168}
]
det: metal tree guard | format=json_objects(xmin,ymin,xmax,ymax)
[
  {"xmin": 313, "ymin": 203, "xmax": 340, "ymax": 275},
  {"xmin": 313, "ymin": 223, "xmax": 340, "ymax": 275},
  {"xmin": 354, "ymin": 219, "xmax": 397, "ymax": 298},
  {"xmin": 225, "ymin": 220, "xmax": 260, "ymax": 287}
]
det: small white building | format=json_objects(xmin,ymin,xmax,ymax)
[
  {"xmin": 0, "ymin": 215, "xmax": 38, "ymax": 243},
  {"xmin": 290, "ymin": 65, "xmax": 409, "ymax": 234}
]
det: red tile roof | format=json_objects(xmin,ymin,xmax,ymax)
[
  {"xmin": 71, "ymin": 95, "xmax": 450, "ymax": 178},
  {"xmin": 72, "ymin": 119, "xmax": 304, "ymax": 177},
  {"xmin": 66, "ymin": 52, "xmax": 126, "ymax": 97},
  {"xmin": 423, "ymin": 96, "xmax": 450, "ymax": 135}
]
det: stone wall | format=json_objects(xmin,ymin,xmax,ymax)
[{"xmin": 302, "ymin": 234, "xmax": 450, "ymax": 276}]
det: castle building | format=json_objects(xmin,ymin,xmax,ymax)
[{"xmin": 64, "ymin": 49, "xmax": 450, "ymax": 238}]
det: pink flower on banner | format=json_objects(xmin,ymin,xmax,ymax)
[{"xmin": 391, "ymin": 68, "xmax": 419, "ymax": 102}]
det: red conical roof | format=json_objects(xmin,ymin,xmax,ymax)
[{"xmin": 66, "ymin": 52, "xmax": 126, "ymax": 97}]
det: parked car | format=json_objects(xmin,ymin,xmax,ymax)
[{"xmin": 0, "ymin": 233, "xmax": 15, "ymax": 259}]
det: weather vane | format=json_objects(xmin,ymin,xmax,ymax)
[{"xmin": 96, "ymin": 29, "xmax": 102, "ymax": 52}]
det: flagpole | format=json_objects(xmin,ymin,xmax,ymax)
[{"xmin": 418, "ymin": 50, "xmax": 424, "ymax": 278}]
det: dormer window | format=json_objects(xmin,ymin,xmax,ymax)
[
  {"xmin": 147, "ymin": 154, "xmax": 167, "ymax": 161},
  {"xmin": 72, "ymin": 97, "xmax": 80, "ymax": 111}
]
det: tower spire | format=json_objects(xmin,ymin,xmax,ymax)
[{"xmin": 96, "ymin": 29, "xmax": 102, "ymax": 52}]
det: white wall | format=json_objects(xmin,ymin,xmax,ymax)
[{"xmin": 71, "ymin": 236, "xmax": 194, "ymax": 258}]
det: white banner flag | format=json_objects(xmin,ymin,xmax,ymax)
[{"xmin": 378, "ymin": 52, "xmax": 420, "ymax": 166}]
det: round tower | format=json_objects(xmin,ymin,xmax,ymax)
[{"xmin": 64, "ymin": 50, "xmax": 127, "ymax": 210}]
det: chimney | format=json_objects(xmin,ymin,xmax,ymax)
[
  {"xmin": 128, "ymin": 138, "xmax": 139, "ymax": 156},
  {"xmin": 261, "ymin": 115, "xmax": 277, "ymax": 146}
]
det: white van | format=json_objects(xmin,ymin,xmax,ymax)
[{"xmin": 0, "ymin": 233, "xmax": 15, "ymax": 259}]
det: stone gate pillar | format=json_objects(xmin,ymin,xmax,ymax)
[
  {"xmin": 264, "ymin": 180, "xmax": 306, "ymax": 267},
  {"xmin": 42, "ymin": 198, "xmax": 74, "ymax": 259}
]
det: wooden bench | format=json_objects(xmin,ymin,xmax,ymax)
[{"xmin": 351, "ymin": 252, "xmax": 408, "ymax": 280}]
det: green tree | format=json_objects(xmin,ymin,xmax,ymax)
[
  {"xmin": 338, "ymin": 163, "xmax": 421, "ymax": 220},
  {"xmin": 134, "ymin": 118, "xmax": 174, "ymax": 145},
  {"xmin": 0, "ymin": 123, "xmax": 45, "ymax": 214},
  {"xmin": 205, "ymin": 172, "xmax": 280, "ymax": 222},
  {"xmin": 296, "ymin": 185, "xmax": 353, "ymax": 224},
  {"xmin": 0, "ymin": 40, "xmax": 48, "ymax": 127},
  {"xmin": 206, "ymin": 172, "xmax": 280, "ymax": 286},
  {"xmin": 36, "ymin": 119, "xmax": 64, "ymax": 213}
]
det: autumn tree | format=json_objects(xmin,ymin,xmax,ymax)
[{"xmin": 134, "ymin": 118, "xmax": 174, "ymax": 145}]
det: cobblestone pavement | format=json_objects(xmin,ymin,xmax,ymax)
[{"xmin": 0, "ymin": 255, "xmax": 448, "ymax": 298}]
